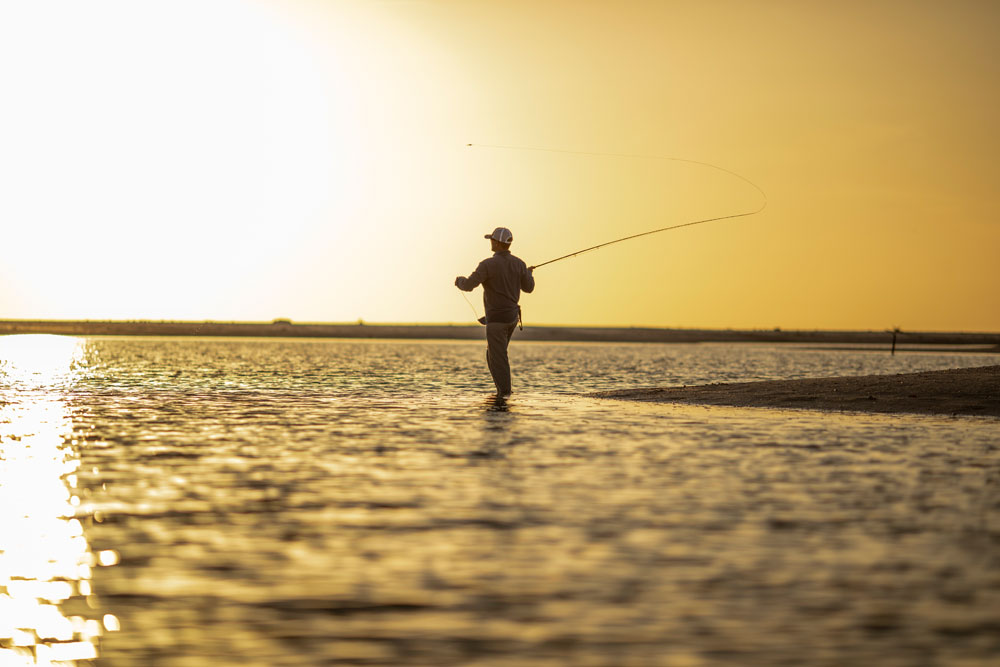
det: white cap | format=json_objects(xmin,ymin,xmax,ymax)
[{"xmin": 485, "ymin": 227, "xmax": 513, "ymax": 244}]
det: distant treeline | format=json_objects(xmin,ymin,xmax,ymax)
[{"xmin": 1, "ymin": 319, "xmax": 998, "ymax": 349}]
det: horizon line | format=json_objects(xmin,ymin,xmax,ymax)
[{"xmin": 1, "ymin": 318, "xmax": 999, "ymax": 338}]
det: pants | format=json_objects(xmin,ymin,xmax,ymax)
[{"xmin": 485, "ymin": 321, "xmax": 518, "ymax": 395}]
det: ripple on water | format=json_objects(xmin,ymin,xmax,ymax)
[{"xmin": 2, "ymin": 337, "xmax": 998, "ymax": 666}]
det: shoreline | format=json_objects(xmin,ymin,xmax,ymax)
[
  {"xmin": 591, "ymin": 365, "xmax": 1000, "ymax": 418},
  {"xmin": 1, "ymin": 319, "xmax": 999, "ymax": 348}
]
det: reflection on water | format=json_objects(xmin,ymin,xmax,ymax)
[
  {"xmin": 0, "ymin": 336, "xmax": 117, "ymax": 665},
  {"xmin": 2, "ymin": 335, "xmax": 999, "ymax": 665}
]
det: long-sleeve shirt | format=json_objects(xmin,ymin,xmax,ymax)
[{"xmin": 456, "ymin": 250, "xmax": 535, "ymax": 323}]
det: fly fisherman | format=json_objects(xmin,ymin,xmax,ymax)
[{"xmin": 455, "ymin": 227, "xmax": 535, "ymax": 398}]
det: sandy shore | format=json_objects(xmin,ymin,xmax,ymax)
[
  {"xmin": 2, "ymin": 319, "xmax": 999, "ymax": 347},
  {"xmin": 592, "ymin": 365, "xmax": 1000, "ymax": 417}
]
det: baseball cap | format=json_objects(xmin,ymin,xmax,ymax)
[{"xmin": 485, "ymin": 227, "xmax": 513, "ymax": 244}]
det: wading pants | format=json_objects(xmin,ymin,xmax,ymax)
[{"xmin": 485, "ymin": 321, "xmax": 518, "ymax": 395}]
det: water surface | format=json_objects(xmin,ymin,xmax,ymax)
[{"xmin": 1, "ymin": 336, "xmax": 998, "ymax": 666}]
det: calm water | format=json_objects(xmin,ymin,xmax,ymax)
[{"xmin": 1, "ymin": 335, "xmax": 998, "ymax": 666}]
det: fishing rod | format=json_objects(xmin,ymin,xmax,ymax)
[{"xmin": 465, "ymin": 143, "xmax": 767, "ymax": 270}]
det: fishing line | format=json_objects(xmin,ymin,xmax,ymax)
[
  {"xmin": 465, "ymin": 143, "xmax": 767, "ymax": 270},
  {"xmin": 461, "ymin": 290, "xmax": 481, "ymax": 321}
]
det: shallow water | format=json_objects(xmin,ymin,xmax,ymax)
[{"xmin": 1, "ymin": 336, "xmax": 998, "ymax": 666}]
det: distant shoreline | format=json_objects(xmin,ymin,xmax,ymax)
[
  {"xmin": 592, "ymin": 365, "xmax": 1000, "ymax": 418},
  {"xmin": 0, "ymin": 319, "xmax": 999, "ymax": 349}
]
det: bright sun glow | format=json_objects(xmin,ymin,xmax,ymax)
[
  {"xmin": 1, "ymin": 1, "xmax": 997, "ymax": 330},
  {"xmin": 0, "ymin": 0, "xmax": 364, "ymax": 320}
]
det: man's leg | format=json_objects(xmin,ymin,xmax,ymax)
[{"xmin": 486, "ymin": 321, "xmax": 517, "ymax": 395}]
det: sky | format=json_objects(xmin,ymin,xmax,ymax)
[{"xmin": 1, "ymin": 0, "xmax": 998, "ymax": 331}]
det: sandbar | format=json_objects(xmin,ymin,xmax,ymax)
[{"xmin": 592, "ymin": 365, "xmax": 1000, "ymax": 417}]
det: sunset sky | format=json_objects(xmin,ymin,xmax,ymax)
[{"xmin": 1, "ymin": 0, "xmax": 997, "ymax": 331}]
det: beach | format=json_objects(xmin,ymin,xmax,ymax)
[{"xmin": 593, "ymin": 365, "xmax": 1000, "ymax": 417}]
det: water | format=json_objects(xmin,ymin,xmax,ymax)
[{"xmin": 1, "ymin": 335, "xmax": 998, "ymax": 666}]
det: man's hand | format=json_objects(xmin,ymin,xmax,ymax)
[
  {"xmin": 528, "ymin": 266, "xmax": 534, "ymax": 273},
  {"xmin": 454, "ymin": 276, "xmax": 463, "ymax": 288}
]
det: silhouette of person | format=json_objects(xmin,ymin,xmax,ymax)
[{"xmin": 455, "ymin": 227, "xmax": 535, "ymax": 397}]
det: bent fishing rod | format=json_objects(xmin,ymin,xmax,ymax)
[{"xmin": 466, "ymin": 143, "xmax": 768, "ymax": 271}]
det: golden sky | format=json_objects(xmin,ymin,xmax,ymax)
[{"xmin": 2, "ymin": 0, "xmax": 997, "ymax": 331}]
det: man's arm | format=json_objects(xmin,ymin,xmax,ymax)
[
  {"xmin": 520, "ymin": 265, "xmax": 535, "ymax": 293},
  {"xmin": 455, "ymin": 261, "xmax": 487, "ymax": 291}
]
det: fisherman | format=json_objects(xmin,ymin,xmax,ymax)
[{"xmin": 455, "ymin": 227, "xmax": 535, "ymax": 397}]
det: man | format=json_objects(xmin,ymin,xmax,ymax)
[{"xmin": 455, "ymin": 227, "xmax": 535, "ymax": 397}]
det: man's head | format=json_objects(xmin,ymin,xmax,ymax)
[{"xmin": 485, "ymin": 227, "xmax": 513, "ymax": 251}]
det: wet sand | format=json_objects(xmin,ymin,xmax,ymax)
[{"xmin": 593, "ymin": 365, "xmax": 1000, "ymax": 417}]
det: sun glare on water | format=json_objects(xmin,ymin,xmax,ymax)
[{"xmin": 0, "ymin": 336, "xmax": 118, "ymax": 665}]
